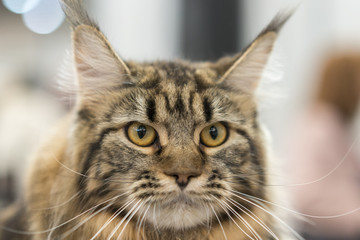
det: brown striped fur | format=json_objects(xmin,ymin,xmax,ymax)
[{"xmin": 0, "ymin": 1, "xmax": 292, "ymax": 239}]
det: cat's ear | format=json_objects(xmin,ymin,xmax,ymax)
[
  {"xmin": 216, "ymin": 13, "xmax": 291, "ymax": 93},
  {"xmin": 72, "ymin": 25, "xmax": 131, "ymax": 92}
]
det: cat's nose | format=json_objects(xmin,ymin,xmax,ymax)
[{"xmin": 164, "ymin": 172, "xmax": 200, "ymax": 190}]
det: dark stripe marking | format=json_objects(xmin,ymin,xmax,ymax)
[
  {"xmin": 162, "ymin": 92, "xmax": 185, "ymax": 115},
  {"xmin": 188, "ymin": 91, "xmax": 195, "ymax": 113},
  {"xmin": 146, "ymin": 98, "xmax": 156, "ymax": 122},
  {"xmin": 194, "ymin": 74, "xmax": 210, "ymax": 92},
  {"xmin": 140, "ymin": 78, "xmax": 160, "ymax": 89},
  {"xmin": 79, "ymin": 127, "xmax": 118, "ymax": 193},
  {"xmin": 202, "ymin": 97, "xmax": 213, "ymax": 122},
  {"xmin": 174, "ymin": 94, "xmax": 185, "ymax": 114},
  {"xmin": 235, "ymin": 129, "xmax": 264, "ymax": 183},
  {"xmin": 78, "ymin": 108, "xmax": 94, "ymax": 122},
  {"xmin": 163, "ymin": 93, "xmax": 171, "ymax": 113}
]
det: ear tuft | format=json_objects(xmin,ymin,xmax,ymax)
[
  {"xmin": 73, "ymin": 25, "xmax": 131, "ymax": 92},
  {"xmin": 216, "ymin": 12, "xmax": 292, "ymax": 94},
  {"xmin": 258, "ymin": 11, "xmax": 293, "ymax": 36},
  {"xmin": 60, "ymin": 0, "xmax": 98, "ymax": 29}
]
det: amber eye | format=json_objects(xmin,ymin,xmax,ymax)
[
  {"xmin": 127, "ymin": 122, "xmax": 157, "ymax": 147},
  {"xmin": 200, "ymin": 122, "xmax": 227, "ymax": 147}
]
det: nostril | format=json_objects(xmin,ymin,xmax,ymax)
[
  {"xmin": 176, "ymin": 174, "xmax": 190, "ymax": 188},
  {"xmin": 165, "ymin": 172, "xmax": 200, "ymax": 190}
]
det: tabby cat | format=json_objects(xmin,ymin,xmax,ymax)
[{"xmin": 0, "ymin": 0, "xmax": 293, "ymax": 239}]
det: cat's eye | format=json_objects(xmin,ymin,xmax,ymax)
[
  {"xmin": 127, "ymin": 122, "xmax": 157, "ymax": 147},
  {"xmin": 200, "ymin": 122, "xmax": 227, "ymax": 147}
]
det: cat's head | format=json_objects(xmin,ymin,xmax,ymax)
[{"xmin": 61, "ymin": 0, "xmax": 289, "ymax": 231}]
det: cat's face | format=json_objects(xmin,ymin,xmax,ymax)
[
  {"xmin": 60, "ymin": 6, "xmax": 287, "ymax": 230},
  {"xmin": 72, "ymin": 59, "xmax": 267, "ymax": 230}
]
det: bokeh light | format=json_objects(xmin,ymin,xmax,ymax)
[
  {"xmin": 22, "ymin": 0, "xmax": 65, "ymax": 34},
  {"xmin": 2, "ymin": 0, "xmax": 40, "ymax": 14}
]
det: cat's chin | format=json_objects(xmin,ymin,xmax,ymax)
[{"xmin": 143, "ymin": 195, "xmax": 215, "ymax": 230}]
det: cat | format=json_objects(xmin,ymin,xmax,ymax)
[{"xmin": 0, "ymin": 0, "xmax": 293, "ymax": 239}]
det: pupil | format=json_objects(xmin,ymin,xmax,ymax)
[
  {"xmin": 209, "ymin": 126, "xmax": 218, "ymax": 140},
  {"xmin": 137, "ymin": 125, "xmax": 147, "ymax": 139}
]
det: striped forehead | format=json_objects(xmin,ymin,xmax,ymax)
[
  {"xmin": 134, "ymin": 61, "xmax": 216, "ymax": 89},
  {"xmin": 107, "ymin": 62, "xmax": 243, "ymax": 128},
  {"xmin": 134, "ymin": 62, "xmax": 220, "ymax": 124}
]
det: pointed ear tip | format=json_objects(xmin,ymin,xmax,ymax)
[
  {"xmin": 72, "ymin": 24, "xmax": 104, "ymax": 45},
  {"xmin": 263, "ymin": 11, "xmax": 293, "ymax": 34},
  {"xmin": 251, "ymin": 12, "xmax": 293, "ymax": 47}
]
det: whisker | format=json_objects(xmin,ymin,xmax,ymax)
[
  {"xmin": 233, "ymin": 190, "xmax": 360, "ymax": 219},
  {"xmin": 269, "ymin": 133, "xmax": 360, "ymax": 187},
  {"xmin": 0, "ymin": 192, "xmax": 129, "ymax": 236},
  {"xmin": 152, "ymin": 202, "xmax": 160, "ymax": 234},
  {"xmin": 201, "ymin": 200, "xmax": 212, "ymax": 235},
  {"xmin": 227, "ymin": 190, "xmax": 304, "ymax": 240},
  {"xmin": 137, "ymin": 204, "xmax": 150, "ymax": 240},
  {"xmin": 89, "ymin": 198, "xmax": 136, "ymax": 240},
  {"xmin": 50, "ymin": 152, "xmax": 132, "ymax": 184},
  {"xmin": 116, "ymin": 201, "xmax": 144, "ymax": 240},
  {"xmin": 222, "ymin": 199, "xmax": 262, "ymax": 240},
  {"xmin": 50, "ymin": 152, "xmax": 89, "ymax": 178},
  {"xmin": 56, "ymin": 201, "xmax": 114, "ymax": 240},
  {"xmin": 222, "ymin": 175, "xmax": 266, "ymax": 186},
  {"xmin": 106, "ymin": 200, "xmax": 142, "ymax": 240},
  {"xmin": 225, "ymin": 197, "xmax": 279, "ymax": 240},
  {"xmin": 211, "ymin": 195, "xmax": 257, "ymax": 240},
  {"xmin": 210, "ymin": 204, "xmax": 228, "ymax": 240},
  {"xmin": 222, "ymin": 133, "xmax": 360, "ymax": 189},
  {"xmin": 141, "ymin": 204, "xmax": 149, "ymax": 240}
]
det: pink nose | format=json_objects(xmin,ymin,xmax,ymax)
[{"xmin": 164, "ymin": 172, "xmax": 200, "ymax": 190}]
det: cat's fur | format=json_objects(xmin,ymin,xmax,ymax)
[{"xmin": 0, "ymin": 0, "xmax": 291, "ymax": 239}]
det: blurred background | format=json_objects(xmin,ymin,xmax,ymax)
[{"xmin": 1, "ymin": 0, "xmax": 360, "ymax": 239}]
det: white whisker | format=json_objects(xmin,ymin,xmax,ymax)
[
  {"xmin": 210, "ymin": 204, "xmax": 228, "ymax": 240},
  {"xmin": 225, "ymin": 197, "xmax": 279, "ymax": 240},
  {"xmin": 137, "ymin": 204, "xmax": 150, "ymax": 240},
  {"xmin": 90, "ymin": 198, "xmax": 136, "ymax": 240},
  {"xmin": 227, "ymin": 190, "xmax": 304, "ymax": 240},
  {"xmin": 271, "ymin": 133, "xmax": 360, "ymax": 187},
  {"xmin": 50, "ymin": 152, "xmax": 89, "ymax": 178},
  {"xmin": 116, "ymin": 201, "xmax": 144, "ymax": 240},
  {"xmin": 106, "ymin": 199, "xmax": 141, "ymax": 240},
  {"xmin": 212, "ymin": 195, "xmax": 257, "ymax": 240},
  {"xmin": 152, "ymin": 202, "xmax": 160, "ymax": 234},
  {"xmin": 234, "ymin": 190, "xmax": 360, "ymax": 219},
  {"xmin": 57, "ymin": 201, "xmax": 114, "ymax": 240},
  {"xmin": 49, "ymin": 152, "xmax": 132, "ymax": 184},
  {"xmin": 0, "ymin": 192, "xmax": 128, "ymax": 237},
  {"xmin": 201, "ymin": 200, "xmax": 212, "ymax": 234}
]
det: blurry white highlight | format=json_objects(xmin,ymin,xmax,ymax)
[
  {"xmin": 22, "ymin": 0, "xmax": 65, "ymax": 34},
  {"xmin": 2, "ymin": 0, "xmax": 40, "ymax": 14}
]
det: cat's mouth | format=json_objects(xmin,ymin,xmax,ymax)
[
  {"xmin": 143, "ymin": 192, "xmax": 215, "ymax": 230},
  {"xmin": 162, "ymin": 192, "xmax": 198, "ymax": 207},
  {"xmin": 156, "ymin": 190, "xmax": 218, "ymax": 211}
]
